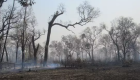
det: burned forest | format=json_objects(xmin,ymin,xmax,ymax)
[{"xmin": 0, "ymin": 0, "xmax": 140, "ymax": 80}]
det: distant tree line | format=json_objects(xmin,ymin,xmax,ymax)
[{"xmin": 50, "ymin": 17, "xmax": 140, "ymax": 67}]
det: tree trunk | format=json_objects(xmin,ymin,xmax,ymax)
[
  {"xmin": 1, "ymin": 22, "xmax": 10, "ymax": 62},
  {"xmin": 59, "ymin": 55, "xmax": 61, "ymax": 64},
  {"xmin": 124, "ymin": 53, "xmax": 126, "ymax": 61},
  {"xmin": 22, "ymin": 6, "xmax": 27, "ymax": 69},
  {"xmin": 91, "ymin": 45, "xmax": 94, "ymax": 63},
  {"xmin": 133, "ymin": 44, "xmax": 139, "ymax": 61},
  {"xmin": 21, "ymin": 45, "xmax": 25, "ymax": 69},
  {"xmin": 88, "ymin": 51, "xmax": 91, "ymax": 60},
  {"xmin": 82, "ymin": 51, "xmax": 83, "ymax": 60},
  {"xmin": 5, "ymin": 47, "xmax": 8, "ymax": 62},
  {"xmin": 16, "ymin": 41, "xmax": 19, "ymax": 63},
  {"xmin": 0, "ymin": 42, "xmax": 2, "ymax": 60},
  {"xmin": 123, "ymin": 49, "xmax": 126, "ymax": 62},
  {"xmin": 116, "ymin": 46, "xmax": 120, "ymax": 62},
  {"xmin": 28, "ymin": 42, "xmax": 32, "ymax": 59},
  {"xmin": 44, "ymin": 25, "xmax": 52, "ymax": 66},
  {"xmin": 32, "ymin": 36, "xmax": 39, "ymax": 66},
  {"xmin": 1, "ymin": 0, "xmax": 15, "ymax": 63},
  {"xmin": 34, "ymin": 46, "xmax": 39, "ymax": 66},
  {"xmin": 0, "ymin": 41, "xmax": 3, "ymax": 69},
  {"xmin": 76, "ymin": 52, "xmax": 79, "ymax": 59}
]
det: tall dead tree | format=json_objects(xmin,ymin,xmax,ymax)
[
  {"xmin": 44, "ymin": 2, "xmax": 100, "ymax": 66},
  {"xmin": 18, "ymin": 0, "xmax": 35, "ymax": 69},
  {"xmin": 30, "ymin": 16, "xmax": 45, "ymax": 65},
  {"xmin": 102, "ymin": 24, "xmax": 121, "ymax": 62},
  {"xmin": 32, "ymin": 35, "xmax": 39, "ymax": 65},
  {"xmin": 81, "ymin": 26, "xmax": 102, "ymax": 62},
  {"xmin": 1, "ymin": 0, "xmax": 17, "ymax": 62},
  {"xmin": 102, "ymin": 17, "xmax": 140, "ymax": 63},
  {"xmin": 10, "ymin": 25, "xmax": 21, "ymax": 63},
  {"xmin": 116, "ymin": 17, "xmax": 140, "ymax": 61},
  {"xmin": 32, "ymin": 30, "xmax": 45, "ymax": 65}
]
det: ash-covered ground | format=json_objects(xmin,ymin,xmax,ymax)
[{"xmin": 0, "ymin": 65, "xmax": 140, "ymax": 80}]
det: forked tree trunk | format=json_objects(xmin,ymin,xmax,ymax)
[{"xmin": 32, "ymin": 36, "xmax": 39, "ymax": 66}]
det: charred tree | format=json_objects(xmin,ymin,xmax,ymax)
[{"xmin": 43, "ymin": 2, "xmax": 100, "ymax": 66}]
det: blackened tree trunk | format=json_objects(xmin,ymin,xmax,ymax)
[
  {"xmin": 133, "ymin": 44, "xmax": 139, "ymax": 61},
  {"xmin": 122, "ymin": 44, "xmax": 126, "ymax": 62},
  {"xmin": 43, "ymin": 2, "xmax": 100, "ymax": 66},
  {"xmin": 43, "ymin": 11, "xmax": 62, "ymax": 66},
  {"xmin": 1, "ymin": 27, "xmax": 9, "ymax": 62},
  {"xmin": 32, "ymin": 36, "xmax": 39, "ymax": 66},
  {"xmin": 116, "ymin": 46, "xmax": 120, "ymax": 62},
  {"xmin": 81, "ymin": 50, "xmax": 84, "ymax": 60},
  {"xmin": 16, "ymin": 41, "xmax": 19, "ymax": 63},
  {"xmin": 91, "ymin": 45, "xmax": 94, "ymax": 63},
  {"xmin": 0, "ymin": 43, "xmax": 1, "ymax": 59},
  {"xmin": 22, "ymin": 6, "xmax": 27, "ymax": 69},
  {"xmin": 21, "ymin": 41, "xmax": 25, "ymax": 69},
  {"xmin": 1, "ymin": 0, "xmax": 16, "ymax": 62},
  {"xmin": 5, "ymin": 47, "xmax": 8, "ymax": 62},
  {"xmin": 29, "ymin": 42, "xmax": 32, "ymax": 59},
  {"xmin": 44, "ymin": 25, "xmax": 52, "ymax": 66}
]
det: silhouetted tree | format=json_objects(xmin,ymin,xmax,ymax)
[
  {"xmin": 44, "ymin": 1, "xmax": 100, "ymax": 66},
  {"xmin": 0, "ymin": 0, "xmax": 7, "ymax": 8}
]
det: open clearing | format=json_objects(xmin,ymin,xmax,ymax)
[{"xmin": 0, "ymin": 66, "xmax": 140, "ymax": 80}]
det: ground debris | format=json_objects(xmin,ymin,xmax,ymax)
[{"xmin": 0, "ymin": 66, "xmax": 140, "ymax": 80}]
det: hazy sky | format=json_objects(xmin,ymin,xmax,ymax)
[{"xmin": 3, "ymin": 0, "xmax": 140, "ymax": 46}]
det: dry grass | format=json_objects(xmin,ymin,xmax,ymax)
[{"xmin": 0, "ymin": 66, "xmax": 140, "ymax": 80}]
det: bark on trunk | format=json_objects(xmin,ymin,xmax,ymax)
[
  {"xmin": 5, "ymin": 47, "xmax": 8, "ymax": 62},
  {"xmin": 43, "ymin": 25, "xmax": 52, "ymax": 66},
  {"xmin": 116, "ymin": 46, "xmax": 120, "ymax": 62},
  {"xmin": 16, "ymin": 41, "xmax": 19, "ymax": 63},
  {"xmin": 22, "ymin": 6, "xmax": 27, "ymax": 69},
  {"xmin": 91, "ymin": 45, "xmax": 94, "ymax": 63},
  {"xmin": 32, "ymin": 36, "xmax": 39, "ymax": 66},
  {"xmin": 1, "ymin": 0, "xmax": 15, "ymax": 63},
  {"xmin": 28, "ymin": 43, "xmax": 32, "ymax": 59}
]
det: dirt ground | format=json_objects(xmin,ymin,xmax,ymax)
[{"xmin": 0, "ymin": 66, "xmax": 140, "ymax": 80}]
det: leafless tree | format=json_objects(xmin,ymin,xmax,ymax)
[
  {"xmin": 44, "ymin": 1, "xmax": 100, "ymax": 66},
  {"xmin": 103, "ymin": 17, "xmax": 140, "ymax": 63},
  {"xmin": 80, "ymin": 26, "xmax": 102, "ymax": 62},
  {"xmin": 100, "ymin": 34, "xmax": 115, "ymax": 62},
  {"xmin": 0, "ymin": 0, "xmax": 18, "ymax": 62},
  {"xmin": 103, "ymin": 23, "xmax": 121, "ymax": 62},
  {"xmin": 18, "ymin": 0, "xmax": 34, "ymax": 69},
  {"xmin": 31, "ymin": 28, "xmax": 45, "ymax": 65},
  {"xmin": 117, "ymin": 17, "xmax": 140, "ymax": 61},
  {"xmin": 10, "ymin": 25, "xmax": 21, "ymax": 63}
]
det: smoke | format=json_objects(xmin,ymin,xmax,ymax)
[{"xmin": 0, "ymin": 62, "xmax": 61, "ymax": 74}]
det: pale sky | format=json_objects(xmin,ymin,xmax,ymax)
[{"xmin": 3, "ymin": 0, "xmax": 140, "ymax": 46}]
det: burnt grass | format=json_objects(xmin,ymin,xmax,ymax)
[{"xmin": 0, "ymin": 66, "xmax": 140, "ymax": 80}]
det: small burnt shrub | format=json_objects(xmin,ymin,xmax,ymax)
[
  {"xmin": 74, "ymin": 58, "xmax": 86, "ymax": 68},
  {"xmin": 122, "ymin": 59, "xmax": 133, "ymax": 67},
  {"xmin": 61, "ymin": 58, "xmax": 87, "ymax": 68}
]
